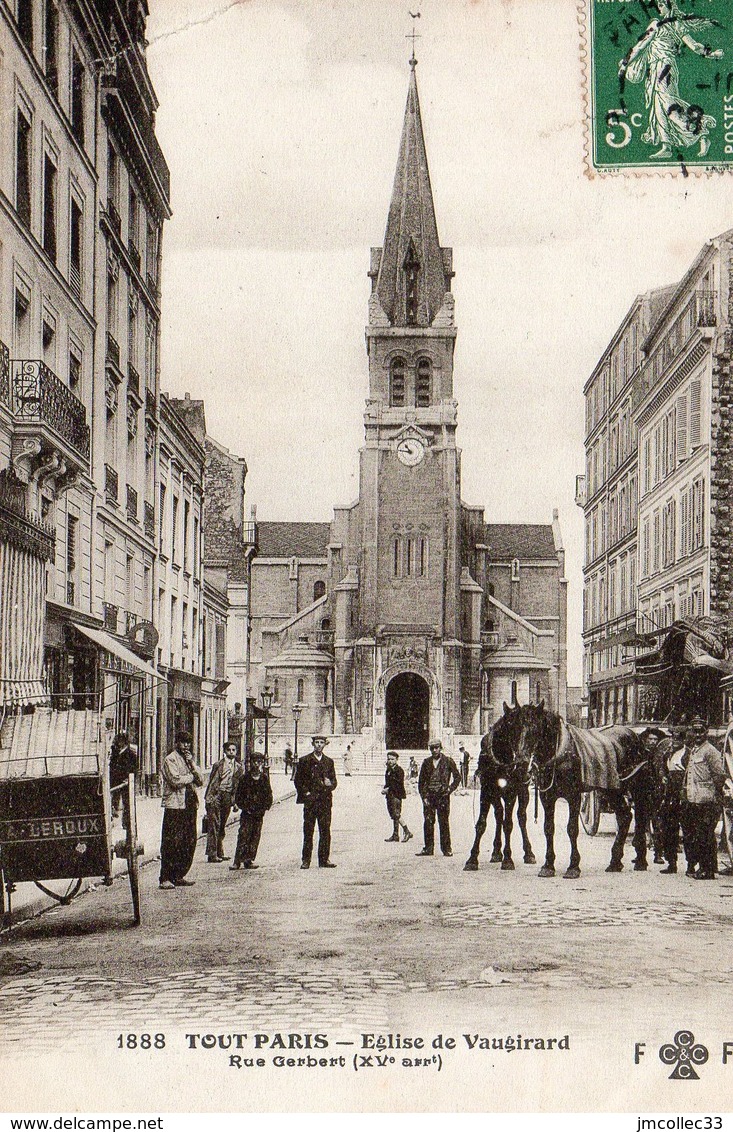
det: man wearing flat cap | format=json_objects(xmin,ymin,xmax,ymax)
[
  {"xmin": 682, "ymin": 717, "xmax": 726, "ymax": 880},
  {"xmin": 293, "ymin": 735, "xmax": 338, "ymax": 869},
  {"xmin": 417, "ymin": 738, "xmax": 461, "ymax": 857}
]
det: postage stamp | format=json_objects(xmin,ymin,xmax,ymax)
[{"xmin": 586, "ymin": 0, "xmax": 733, "ymax": 171}]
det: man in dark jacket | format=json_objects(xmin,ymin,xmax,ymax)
[
  {"xmin": 294, "ymin": 735, "xmax": 337, "ymax": 869},
  {"xmin": 382, "ymin": 751, "xmax": 412, "ymax": 843},
  {"xmin": 230, "ymin": 752, "xmax": 273, "ymax": 869},
  {"xmin": 204, "ymin": 742, "xmax": 242, "ymax": 863},
  {"xmin": 416, "ymin": 738, "xmax": 461, "ymax": 857},
  {"xmin": 109, "ymin": 732, "xmax": 137, "ymax": 822}
]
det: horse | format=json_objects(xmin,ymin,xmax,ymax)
[
  {"xmin": 464, "ymin": 705, "xmax": 536, "ymax": 871},
  {"xmin": 508, "ymin": 701, "xmax": 653, "ymax": 879}
]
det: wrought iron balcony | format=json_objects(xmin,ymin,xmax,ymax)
[
  {"xmin": 0, "ymin": 341, "xmax": 9, "ymax": 409},
  {"xmin": 11, "ymin": 359, "xmax": 90, "ymax": 462},
  {"xmin": 694, "ymin": 289, "xmax": 717, "ymax": 328},
  {"xmin": 144, "ymin": 500, "xmax": 155, "ymax": 540},
  {"xmin": 315, "ymin": 630, "xmax": 335, "ymax": 650},
  {"xmin": 105, "ymin": 463, "xmax": 119, "ymax": 503},
  {"xmin": 126, "ymin": 483, "xmax": 138, "ymax": 521},
  {"xmin": 124, "ymin": 610, "xmax": 138, "ymax": 635},
  {"xmin": 0, "ymin": 477, "xmax": 55, "ymax": 562},
  {"xmin": 103, "ymin": 602, "xmax": 119, "ymax": 633},
  {"xmin": 66, "ymin": 580, "xmax": 76, "ymax": 606},
  {"xmin": 106, "ymin": 332, "xmax": 120, "ymax": 369},
  {"xmin": 128, "ymin": 364, "xmax": 140, "ymax": 399},
  {"xmin": 145, "ymin": 386, "xmax": 157, "ymax": 417}
]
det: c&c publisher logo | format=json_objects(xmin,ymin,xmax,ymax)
[{"xmin": 659, "ymin": 1031, "xmax": 709, "ymax": 1080}]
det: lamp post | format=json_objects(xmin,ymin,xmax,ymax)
[
  {"xmin": 444, "ymin": 688, "xmax": 452, "ymax": 729},
  {"xmin": 261, "ymin": 686, "xmax": 273, "ymax": 770},
  {"xmin": 292, "ymin": 703, "xmax": 302, "ymax": 758}
]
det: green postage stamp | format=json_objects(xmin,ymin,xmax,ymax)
[{"xmin": 587, "ymin": 0, "xmax": 733, "ymax": 171}]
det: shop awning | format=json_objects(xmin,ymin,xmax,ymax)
[
  {"xmin": 0, "ymin": 679, "xmax": 50, "ymax": 709},
  {"xmin": 72, "ymin": 623, "xmax": 160, "ymax": 680}
]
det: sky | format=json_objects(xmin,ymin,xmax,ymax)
[{"xmin": 145, "ymin": 0, "xmax": 733, "ymax": 686}]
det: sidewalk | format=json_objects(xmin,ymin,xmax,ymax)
[{"xmin": 2, "ymin": 772, "xmax": 295, "ymax": 929}]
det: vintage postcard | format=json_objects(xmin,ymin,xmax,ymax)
[{"xmin": 2, "ymin": 0, "xmax": 733, "ymax": 1118}]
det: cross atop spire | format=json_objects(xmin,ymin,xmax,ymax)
[
  {"xmin": 407, "ymin": 11, "xmax": 420, "ymax": 69},
  {"xmin": 372, "ymin": 58, "xmax": 452, "ymax": 328}
]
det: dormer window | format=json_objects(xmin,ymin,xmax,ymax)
[
  {"xmin": 403, "ymin": 239, "xmax": 420, "ymax": 326},
  {"xmin": 416, "ymin": 358, "xmax": 431, "ymax": 407},
  {"xmin": 390, "ymin": 358, "xmax": 406, "ymax": 407}
]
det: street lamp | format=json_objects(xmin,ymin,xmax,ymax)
[
  {"xmin": 292, "ymin": 703, "xmax": 302, "ymax": 758},
  {"xmin": 261, "ymin": 686, "xmax": 273, "ymax": 769}
]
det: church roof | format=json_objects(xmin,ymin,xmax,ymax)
[
  {"xmin": 485, "ymin": 524, "xmax": 557, "ymax": 561},
  {"xmin": 374, "ymin": 65, "xmax": 451, "ymax": 328},
  {"xmin": 256, "ymin": 521, "xmax": 330, "ymax": 559}
]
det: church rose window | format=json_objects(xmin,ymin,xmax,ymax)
[
  {"xmin": 390, "ymin": 359, "xmax": 406, "ymax": 407},
  {"xmin": 416, "ymin": 359, "xmax": 431, "ymax": 407}
]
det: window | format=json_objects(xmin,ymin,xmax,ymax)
[
  {"xmin": 690, "ymin": 379, "xmax": 702, "ymax": 449},
  {"xmin": 416, "ymin": 359, "xmax": 431, "ymax": 407},
  {"xmin": 159, "ymin": 483, "xmax": 166, "ymax": 549},
  {"xmin": 145, "ymin": 317, "xmax": 156, "ymax": 388},
  {"xmin": 17, "ymin": 0, "xmax": 33, "ymax": 49},
  {"xmin": 511, "ymin": 558, "xmax": 520, "ymax": 581},
  {"xmin": 108, "ymin": 144, "xmax": 119, "ymax": 209},
  {"xmin": 321, "ymin": 618, "xmax": 331, "ymax": 631},
  {"xmin": 691, "ymin": 477, "xmax": 705, "ymax": 550},
  {"xmin": 44, "ymin": 1, "xmax": 58, "ymax": 95},
  {"xmin": 642, "ymin": 517, "xmax": 650, "ymax": 579},
  {"xmin": 70, "ymin": 197, "xmax": 83, "ymax": 296},
  {"xmin": 405, "ymin": 537, "xmax": 413, "ymax": 576},
  {"xmin": 146, "ymin": 221, "xmax": 158, "ymax": 281},
  {"xmin": 14, "ymin": 285, "xmax": 31, "ymax": 357},
  {"xmin": 16, "ymin": 108, "xmax": 32, "ymax": 229},
  {"xmin": 129, "ymin": 188, "xmax": 139, "ymax": 252},
  {"xmin": 403, "ymin": 239, "xmax": 420, "ymax": 325},
  {"xmin": 313, "ymin": 580, "xmax": 326, "ymax": 601},
  {"xmin": 390, "ymin": 358, "xmax": 406, "ymax": 408},
  {"xmin": 297, "ymin": 677, "xmax": 305, "ymax": 703},
  {"xmin": 419, "ymin": 536, "xmax": 428, "ymax": 577},
  {"xmin": 42, "ymin": 314, "xmax": 56, "ymax": 369},
  {"xmin": 322, "ymin": 674, "xmax": 330, "ymax": 705},
  {"xmin": 143, "ymin": 565, "xmax": 151, "ymax": 615},
  {"xmin": 171, "ymin": 495, "xmax": 179, "ymax": 562},
  {"xmin": 66, "ymin": 514, "xmax": 78, "ymax": 604},
  {"xmin": 273, "ymin": 677, "xmax": 280, "ymax": 702},
  {"xmin": 126, "ymin": 553, "xmax": 134, "ymax": 610},
  {"xmin": 70, "ymin": 48, "xmax": 85, "ymax": 147},
  {"xmin": 183, "ymin": 499, "xmax": 190, "ymax": 572},
  {"xmin": 676, "ymin": 394, "xmax": 688, "ymax": 462},
  {"xmin": 69, "ymin": 346, "xmax": 81, "ymax": 393},
  {"xmin": 652, "ymin": 509, "xmax": 661, "ymax": 574},
  {"xmin": 42, "ymin": 152, "xmax": 57, "ymax": 262},
  {"xmin": 193, "ymin": 516, "xmax": 200, "ymax": 578},
  {"xmin": 107, "ymin": 268, "xmax": 118, "ymax": 339},
  {"xmin": 392, "ymin": 536, "xmax": 401, "ymax": 577}
]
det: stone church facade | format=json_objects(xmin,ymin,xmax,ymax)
[{"xmin": 244, "ymin": 63, "xmax": 568, "ymax": 752}]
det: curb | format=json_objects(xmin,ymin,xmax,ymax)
[{"xmin": 1, "ymin": 788, "xmax": 296, "ymax": 936}]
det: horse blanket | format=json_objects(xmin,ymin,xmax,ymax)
[{"xmin": 559, "ymin": 722, "xmax": 630, "ymax": 791}]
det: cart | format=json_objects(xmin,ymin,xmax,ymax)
[{"xmin": 0, "ymin": 709, "xmax": 141, "ymax": 929}]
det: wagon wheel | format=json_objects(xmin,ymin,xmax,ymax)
[
  {"xmin": 125, "ymin": 775, "xmax": 141, "ymax": 926},
  {"xmin": 580, "ymin": 789, "xmax": 601, "ymax": 836}
]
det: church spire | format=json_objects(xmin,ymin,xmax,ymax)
[{"xmin": 373, "ymin": 63, "xmax": 452, "ymax": 328}]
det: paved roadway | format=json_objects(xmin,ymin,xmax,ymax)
[{"xmin": 2, "ymin": 777, "xmax": 733, "ymax": 1111}]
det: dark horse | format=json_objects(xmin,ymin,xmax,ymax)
[
  {"xmin": 464, "ymin": 705, "xmax": 536, "ymax": 871},
  {"xmin": 509, "ymin": 702, "xmax": 653, "ymax": 878}
]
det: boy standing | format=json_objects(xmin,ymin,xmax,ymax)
[
  {"xmin": 230, "ymin": 752, "xmax": 273, "ymax": 870},
  {"xmin": 382, "ymin": 751, "xmax": 412, "ymax": 843}
]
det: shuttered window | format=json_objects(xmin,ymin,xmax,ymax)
[
  {"xmin": 689, "ymin": 379, "xmax": 702, "ymax": 449},
  {"xmin": 676, "ymin": 394, "xmax": 688, "ymax": 462}
]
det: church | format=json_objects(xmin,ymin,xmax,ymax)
[{"xmin": 241, "ymin": 61, "xmax": 568, "ymax": 756}]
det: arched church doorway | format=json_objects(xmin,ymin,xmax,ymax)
[{"xmin": 385, "ymin": 672, "xmax": 430, "ymax": 750}]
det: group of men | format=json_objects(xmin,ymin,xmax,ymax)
[
  {"xmin": 155, "ymin": 734, "xmax": 468, "ymax": 883},
  {"xmin": 651, "ymin": 716, "xmax": 730, "ymax": 881}
]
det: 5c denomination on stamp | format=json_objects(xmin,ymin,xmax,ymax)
[{"xmin": 585, "ymin": 0, "xmax": 733, "ymax": 172}]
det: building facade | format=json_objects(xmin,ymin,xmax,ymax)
[
  {"xmin": 237, "ymin": 62, "xmax": 568, "ymax": 754},
  {"xmin": 0, "ymin": 0, "xmax": 170, "ymax": 777},
  {"xmin": 580, "ymin": 229, "xmax": 733, "ymax": 726}
]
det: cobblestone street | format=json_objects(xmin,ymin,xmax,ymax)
[{"xmin": 2, "ymin": 777, "xmax": 733, "ymax": 1109}]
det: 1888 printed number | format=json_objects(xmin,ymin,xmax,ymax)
[{"xmin": 116, "ymin": 1034, "xmax": 166, "ymax": 1049}]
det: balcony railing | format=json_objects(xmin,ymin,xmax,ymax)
[
  {"xmin": 0, "ymin": 341, "xmax": 9, "ymax": 408},
  {"xmin": 694, "ymin": 289, "xmax": 717, "ymax": 328},
  {"xmin": 12, "ymin": 360, "xmax": 90, "ymax": 459},
  {"xmin": 105, "ymin": 463, "xmax": 119, "ymax": 503},
  {"xmin": 107, "ymin": 200, "xmax": 121, "ymax": 236},
  {"xmin": 637, "ymin": 289, "xmax": 718, "ymax": 407},
  {"xmin": 145, "ymin": 386, "xmax": 157, "ymax": 417},
  {"xmin": 481, "ymin": 631, "xmax": 500, "ymax": 649},
  {"xmin": 0, "ymin": 487, "xmax": 55, "ymax": 562},
  {"xmin": 129, "ymin": 243, "xmax": 141, "ymax": 272},
  {"xmin": 124, "ymin": 610, "xmax": 138, "ymax": 635},
  {"xmin": 126, "ymin": 484, "xmax": 138, "ymax": 521},
  {"xmin": 66, "ymin": 580, "xmax": 76, "ymax": 606},
  {"xmin": 128, "ymin": 364, "xmax": 140, "ymax": 399},
  {"xmin": 144, "ymin": 500, "xmax": 155, "ymax": 540},
  {"xmin": 103, "ymin": 602, "xmax": 119, "ymax": 633},
  {"xmin": 106, "ymin": 332, "xmax": 120, "ymax": 368},
  {"xmin": 315, "ymin": 630, "xmax": 334, "ymax": 650}
]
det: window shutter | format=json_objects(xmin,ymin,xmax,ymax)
[
  {"xmin": 676, "ymin": 395, "xmax": 688, "ymax": 462},
  {"xmin": 680, "ymin": 487, "xmax": 689, "ymax": 557},
  {"xmin": 690, "ymin": 380, "xmax": 702, "ymax": 449}
]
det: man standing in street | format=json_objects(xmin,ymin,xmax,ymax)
[
  {"xmin": 382, "ymin": 751, "xmax": 412, "ymax": 843},
  {"xmin": 159, "ymin": 731, "xmax": 203, "ymax": 889},
  {"xmin": 459, "ymin": 743, "xmax": 471, "ymax": 790},
  {"xmin": 230, "ymin": 752, "xmax": 273, "ymax": 869},
  {"xmin": 416, "ymin": 738, "xmax": 461, "ymax": 857},
  {"xmin": 683, "ymin": 717, "xmax": 726, "ymax": 880},
  {"xmin": 204, "ymin": 741, "xmax": 242, "ymax": 863},
  {"xmin": 294, "ymin": 735, "xmax": 337, "ymax": 869}
]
